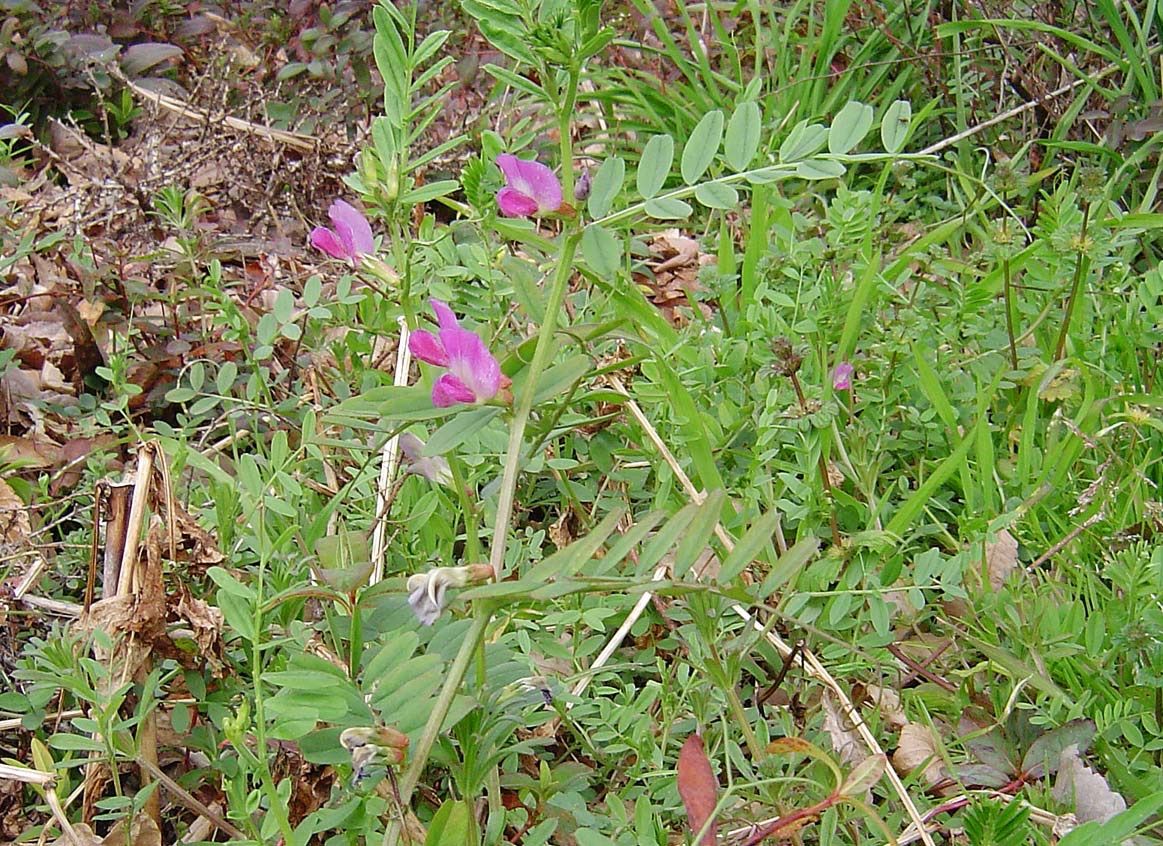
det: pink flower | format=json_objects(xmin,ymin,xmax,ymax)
[
  {"xmin": 832, "ymin": 361, "xmax": 854, "ymax": 391},
  {"xmin": 409, "ymin": 300, "xmax": 503, "ymax": 407},
  {"xmin": 310, "ymin": 199, "xmax": 374, "ymax": 262},
  {"xmin": 496, "ymin": 154, "xmax": 563, "ymax": 217}
]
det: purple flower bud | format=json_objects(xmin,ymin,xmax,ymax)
[
  {"xmin": 574, "ymin": 167, "xmax": 592, "ymax": 202},
  {"xmin": 833, "ymin": 361, "xmax": 854, "ymax": 391}
]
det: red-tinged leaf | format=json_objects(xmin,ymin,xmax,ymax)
[{"xmin": 677, "ymin": 734, "xmax": 718, "ymax": 845}]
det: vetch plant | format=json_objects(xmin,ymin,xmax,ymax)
[
  {"xmin": 406, "ymin": 563, "xmax": 494, "ymax": 625},
  {"xmin": 833, "ymin": 361, "xmax": 854, "ymax": 391},
  {"xmin": 409, "ymin": 299, "xmax": 507, "ymax": 407},
  {"xmin": 495, "ymin": 153, "xmax": 564, "ymax": 217},
  {"xmin": 397, "ymin": 432, "xmax": 453, "ymax": 486},
  {"xmin": 310, "ymin": 198, "xmax": 375, "ymax": 263}
]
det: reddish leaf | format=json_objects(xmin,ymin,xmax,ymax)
[{"xmin": 677, "ymin": 734, "xmax": 718, "ymax": 845}]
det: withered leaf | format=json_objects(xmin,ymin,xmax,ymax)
[
  {"xmin": 101, "ymin": 814, "xmax": 162, "ymax": 846},
  {"xmin": 985, "ymin": 529, "xmax": 1019, "ymax": 590},
  {"xmin": 1052, "ymin": 744, "xmax": 1126, "ymax": 824},
  {"xmin": 821, "ymin": 690, "xmax": 866, "ymax": 768},
  {"xmin": 0, "ymin": 477, "xmax": 32, "ymax": 551},
  {"xmin": 892, "ymin": 723, "xmax": 949, "ymax": 790},
  {"xmin": 677, "ymin": 733, "xmax": 718, "ymax": 845}
]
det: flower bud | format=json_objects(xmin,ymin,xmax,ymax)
[{"xmin": 574, "ymin": 167, "xmax": 592, "ymax": 202}]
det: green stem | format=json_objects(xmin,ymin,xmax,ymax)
[
  {"xmin": 488, "ymin": 232, "xmax": 581, "ymax": 579},
  {"xmin": 382, "ymin": 610, "xmax": 492, "ymax": 846},
  {"xmin": 1053, "ymin": 202, "xmax": 1091, "ymax": 361},
  {"xmin": 724, "ymin": 682, "xmax": 763, "ymax": 762},
  {"xmin": 251, "ymin": 511, "xmax": 296, "ymax": 846},
  {"xmin": 1003, "ymin": 252, "xmax": 1018, "ymax": 370},
  {"xmin": 381, "ymin": 67, "xmax": 583, "ymax": 844},
  {"xmin": 447, "ymin": 456, "xmax": 482, "ymax": 563},
  {"xmin": 558, "ymin": 65, "xmax": 579, "ymax": 202},
  {"xmin": 1001, "ymin": 200, "xmax": 1018, "ymax": 371}
]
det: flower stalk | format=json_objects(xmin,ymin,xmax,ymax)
[
  {"xmin": 489, "ymin": 232, "xmax": 580, "ymax": 579},
  {"xmin": 382, "ymin": 59, "xmax": 582, "ymax": 846}
]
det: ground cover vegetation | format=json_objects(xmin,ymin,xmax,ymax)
[{"xmin": 1, "ymin": 0, "xmax": 1162, "ymax": 843}]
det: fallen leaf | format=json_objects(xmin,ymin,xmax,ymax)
[
  {"xmin": 892, "ymin": 723, "xmax": 949, "ymax": 790},
  {"xmin": 985, "ymin": 529, "xmax": 1019, "ymax": 590},
  {"xmin": 840, "ymin": 753, "xmax": 887, "ymax": 797},
  {"xmin": 174, "ymin": 586, "xmax": 227, "ymax": 676},
  {"xmin": 0, "ymin": 435, "xmax": 62, "ymax": 468},
  {"xmin": 821, "ymin": 689, "xmax": 866, "ymax": 768},
  {"xmin": 50, "ymin": 823, "xmax": 102, "ymax": 846},
  {"xmin": 101, "ymin": 814, "xmax": 162, "ymax": 846},
  {"xmin": 677, "ymin": 734, "xmax": 718, "ymax": 845},
  {"xmin": 1052, "ymin": 744, "xmax": 1126, "ymax": 824},
  {"xmin": 858, "ymin": 683, "xmax": 908, "ymax": 730},
  {"xmin": 0, "ymin": 478, "xmax": 32, "ymax": 550}
]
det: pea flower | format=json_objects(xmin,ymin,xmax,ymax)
[
  {"xmin": 496, "ymin": 154, "xmax": 563, "ymax": 217},
  {"xmin": 340, "ymin": 726, "xmax": 409, "ymax": 786},
  {"xmin": 310, "ymin": 199, "xmax": 374, "ymax": 262},
  {"xmin": 833, "ymin": 361, "xmax": 854, "ymax": 391},
  {"xmin": 407, "ymin": 563, "xmax": 494, "ymax": 625},
  {"xmin": 398, "ymin": 432, "xmax": 453, "ymax": 487},
  {"xmin": 409, "ymin": 300, "xmax": 504, "ymax": 408}
]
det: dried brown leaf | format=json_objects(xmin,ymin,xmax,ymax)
[
  {"xmin": 0, "ymin": 435, "xmax": 62, "ymax": 468},
  {"xmin": 0, "ymin": 477, "xmax": 32, "ymax": 550},
  {"xmin": 50, "ymin": 823, "xmax": 102, "ymax": 846},
  {"xmin": 1052, "ymin": 744, "xmax": 1126, "ymax": 824},
  {"xmin": 677, "ymin": 733, "xmax": 718, "ymax": 845},
  {"xmin": 174, "ymin": 587, "xmax": 227, "ymax": 676},
  {"xmin": 892, "ymin": 723, "xmax": 949, "ymax": 790},
  {"xmin": 821, "ymin": 690, "xmax": 866, "ymax": 768},
  {"xmin": 985, "ymin": 529, "xmax": 1019, "ymax": 590},
  {"xmin": 861, "ymin": 683, "xmax": 908, "ymax": 731},
  {"xmin": 101, "ymin": 814, "xmax": 162, "ymax": 846},
  {"xmin": 840, "ymin": 753, "xmax": 887, "ymax": 797}
]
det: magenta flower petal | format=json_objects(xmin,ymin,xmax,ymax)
[
  {"xmin": 833, "ymin": 362, "xmax": 854, "ymax": 391},
  {"xmin": 409, "ymin": 330, "xmax": 449, "ymax": 367},
  {"xmin": 329, "ymin": 199, "xmax": 374, "ymax": 257},
  {"xmin": 432, "ymin": 374, "xmax": 477, "ymax": 407},
  {"xmin": 497, "ymin": 187, "xmax": 540, "ymax": 217},
  {"xmin": 310, "ymin": 198, "xmax": 375, "ymax": 262},
  {"xmin": 441, "ymin": 327, "xmax": 501, "ymax": 402},
  {"xmin": 496, "ymin": 154, "xmax": 563, "ymax": 216},
  {"xmin": 310, "ymin": 227, "xmax": 348, "ymax": 259},
  {"xmin": 414, "ymin": 298, "xmax": 502, "ymax": 407},
  {"xmin": 430, "ymin": 299, "xmax": 460, "ymax": 333}
]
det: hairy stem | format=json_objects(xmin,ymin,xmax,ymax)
[
  {"xmin": 1053, "ymin": 202, "xmax": 1091, "ymax": 361},
  {"xmin": 488, "ymin": 233, "xmax": 581, "ymax": 578},
  {"xmin": 1003, "ymin": 255, "xmax": 1018, "ymax": 369}
]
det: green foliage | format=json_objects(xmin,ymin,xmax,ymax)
[
  {"xmin": 7, "ymin": 0, "xmax": 1163, "ymax": 844},
  {"xmin": 962, "ymin": 798, "xmax": 1032, "ymax": 846}
]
